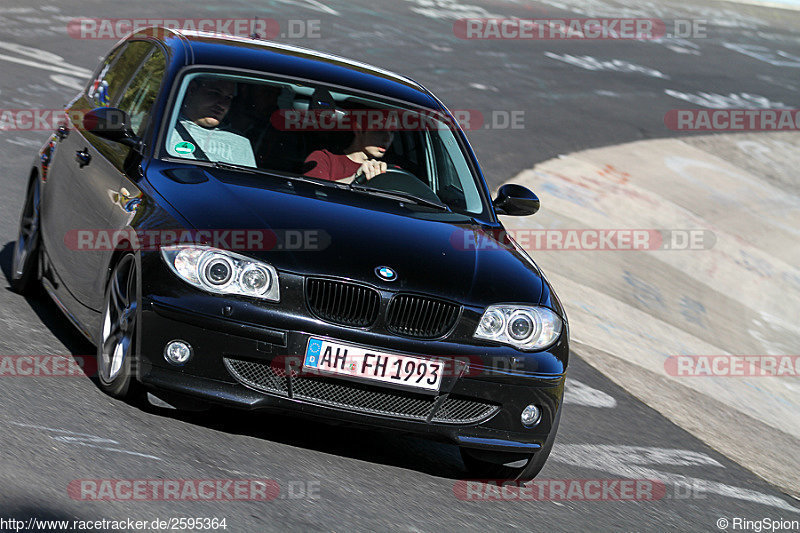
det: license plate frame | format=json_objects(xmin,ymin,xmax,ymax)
[{"xmin": 303, "ymin": 337, "xmax": 444, "ymax": 393}]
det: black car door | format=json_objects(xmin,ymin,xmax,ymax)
[
  {"xmin": 104, "ymin": 43, "xmax": 168, "ymax": 266},
  {"xmin": 40, "ymin": 41, "xmax": 155, "ymax": 311}
]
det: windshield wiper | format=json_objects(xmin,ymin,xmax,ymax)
[
  {"xmin": 193, "ymin": 162, "xmax": 449, "ymax": 209},
  {"xmin": 181, "ymin": 159, "xmax": 260, "ymax": 174},
  {"xmin": 211, "ymin": 161, "xmax": 259, "ymax": 173},
  {"xmin": 207, "ymin": 161, "xmax": 344, "ymax": 189},
  {"xmin": 349, "ymin": 184, "xmax": 451, "ymax": 211}
]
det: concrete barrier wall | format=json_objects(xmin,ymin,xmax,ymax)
[{"xmin": 502, "ymin": 132, "xmax": 800, "ymax": 497}]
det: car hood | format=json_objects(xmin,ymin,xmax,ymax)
[{"xmin": 146, "ymin": 165, "xmax": 544, "ymax": 305}]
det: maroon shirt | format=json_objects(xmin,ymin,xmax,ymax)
[{"xmin": 304, "ymin": 149, "xmax": 361, "ymax": 181}]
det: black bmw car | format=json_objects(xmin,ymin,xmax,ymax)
[{"xmin": 11, "ymin": 28, "xmax": 569, "ymax": 481}]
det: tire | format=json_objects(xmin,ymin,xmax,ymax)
[
  {"xmin": 10, "ymin": 177, "xmax": 41, "ymax": 294},
  {"xmin": 461, "ymin": 408, "xmax": 561, "ymax": 482},
  {"xmin": 97, "ymin": 254, "xmax": 140, "ymax": 399}
]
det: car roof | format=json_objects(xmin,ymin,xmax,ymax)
[{"xmin": 138, "ymin": 28, "xmax": 443, "ymax": 111}]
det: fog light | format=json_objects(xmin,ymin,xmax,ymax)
[
  {"xmin": 521, "ymin": 404, "xmax": 541, "ymax": 427},
  {"xmin": 164, "ymin": 340, "xmax": 192, "ymax": 365}
]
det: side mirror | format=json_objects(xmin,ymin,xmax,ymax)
[
  {"xmin": 83, "ymin": 107, "xmax": 141, "ymax": 148},
  {"xmin": 493, "ymin": 184, "xmax": 540, "ymax": 216}
]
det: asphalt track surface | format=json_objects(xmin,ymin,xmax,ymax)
[{"xmin": 0, "ymin": 0, "xmax": 799, "ymax": 531}]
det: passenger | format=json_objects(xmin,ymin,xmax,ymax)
[
  {"xmin": 304, "ymin": 129, "xmax": 394, "ymax": 183},
  {"xmin": 168, "ymin": 76, "xmax": 256, "ymax": 166}
]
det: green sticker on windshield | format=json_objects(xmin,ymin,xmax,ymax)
[{"xmin": 174, "ymin": 141, "xmax": 195, "ymax": 155}]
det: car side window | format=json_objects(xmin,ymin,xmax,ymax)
[
  {"xmin": 430, "ymin": 133, "xmax": 459, "ymax": 186},
  {"xmin": 87, "ymin": 41, "xmax": 153, "ymax": 108},
  {"xmin": 117, "ymin": 46, "xmax": 167, "ymax": 136},
  {"xmin": 72, "ymin": 41, "xmax": 159, "ymax": 169}
]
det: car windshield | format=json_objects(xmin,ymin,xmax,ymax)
[{"xmin": 161, "ymin": 71, "xmax": 489, "ymax": 216}]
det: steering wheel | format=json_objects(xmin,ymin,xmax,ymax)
[{"xmin": 352, "ymin": 168, "xmax": 442, "ymax": 204}]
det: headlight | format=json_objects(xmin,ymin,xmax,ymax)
[
  {"xmin": 474, "ymin": 304, "xmax": 562, "ymax": 351},
  {"xmin": 160, "ymin": 245, "xmax": 279, "ymax": 301}
]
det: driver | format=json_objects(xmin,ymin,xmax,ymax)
[
  {"xmin": 304, "ymin": 129, "xmax": 394, "ymax": 183},
  {"xmin": 168, "ymin": 76, "xmax": 256, "ymax": 167}
]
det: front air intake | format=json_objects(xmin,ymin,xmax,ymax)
[{"xmin": 305, "ymin": 278, "xmax": 381, "ymax": 328}]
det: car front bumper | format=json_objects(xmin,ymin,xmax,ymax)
[
  {"xmin": 137, "ymin": 298, "xmax": 566, "ymax": 453},
  {"xmin": 136, "ymin": 251, "xmax": 568, "ymax": 454}
]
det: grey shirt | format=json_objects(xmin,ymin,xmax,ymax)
[{"xmin": 168, "ymin": 119, "xmax": 256, "ymax": 167}]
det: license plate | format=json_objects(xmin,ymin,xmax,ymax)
[{"xmin": 303, "ymin": 338, "xmax": 443, "ymax": 392}]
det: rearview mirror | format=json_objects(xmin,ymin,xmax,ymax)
[
  {"xmin": 493, "ymin": 184, "xmax": 540, "ymax": 216},
  {"xmin": 83, "ymin": 107, "xmax": 141, "ymax": 148}
]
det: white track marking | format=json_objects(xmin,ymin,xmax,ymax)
[
  {"xmin": 6, "ymin": 137, "xmax": 44, "ymax": 147},
  {"xmin": 404, "ymin": 0, "xmax": 503, "ymax": 19},
  {"xmin": 10, "ymin": 421, "xmax": 112, "ymax": 438},
  {"xmin": 664, "ymin": 89, "xmax": 790, "ymax": 108},
  {"xmin": 719, "ymin": 0, "xmax": 800, "ymax": 11},
  {"xmin": 0, "ymin": 41, "xmax": 70, "ymax": 64},
  {"xmin": 551, "ymin": 444, "xmax": 799, "ymax": 512},
  {"xmin": 0, "ymin": 52, "xmax": 90, "ymax": 77},
  {"xmin": 272, "ymin": 0, "xmax": 339, "ymax": 16},
  {"xmin": 52, "ymin": 440, "xmax": 163, "ymax": 460},
  {"xmin": 0, "ymin": 8, "xmax": 35, "ymax": 14},
  {"xmin": 564, "ymin": 379, "xmax": 618, "ymax": 408},
  {"xmin": 723, "ymin": 43, "xmax": 800, "ymax": 67},
  {"xmin": 49, "ymin": 74, "xmax": 85, "ymax": 90},
  {"xmin": 51, "ymin": 435, "xmax": 117, "ymax": 444},
  {"xmin": 0, "ymin": 40, "xmax": 92, "ymax": 79},
  {"xmin": 544, "ymin": 52, "xmax": 669, "ymax": 79},
  {"xmin": 535, "ymin": 0, "xmax": 766, "ymax": 28},
  {"xmin": 9, "ymin": 421, "xmax": 162, "ymax": 461}
]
